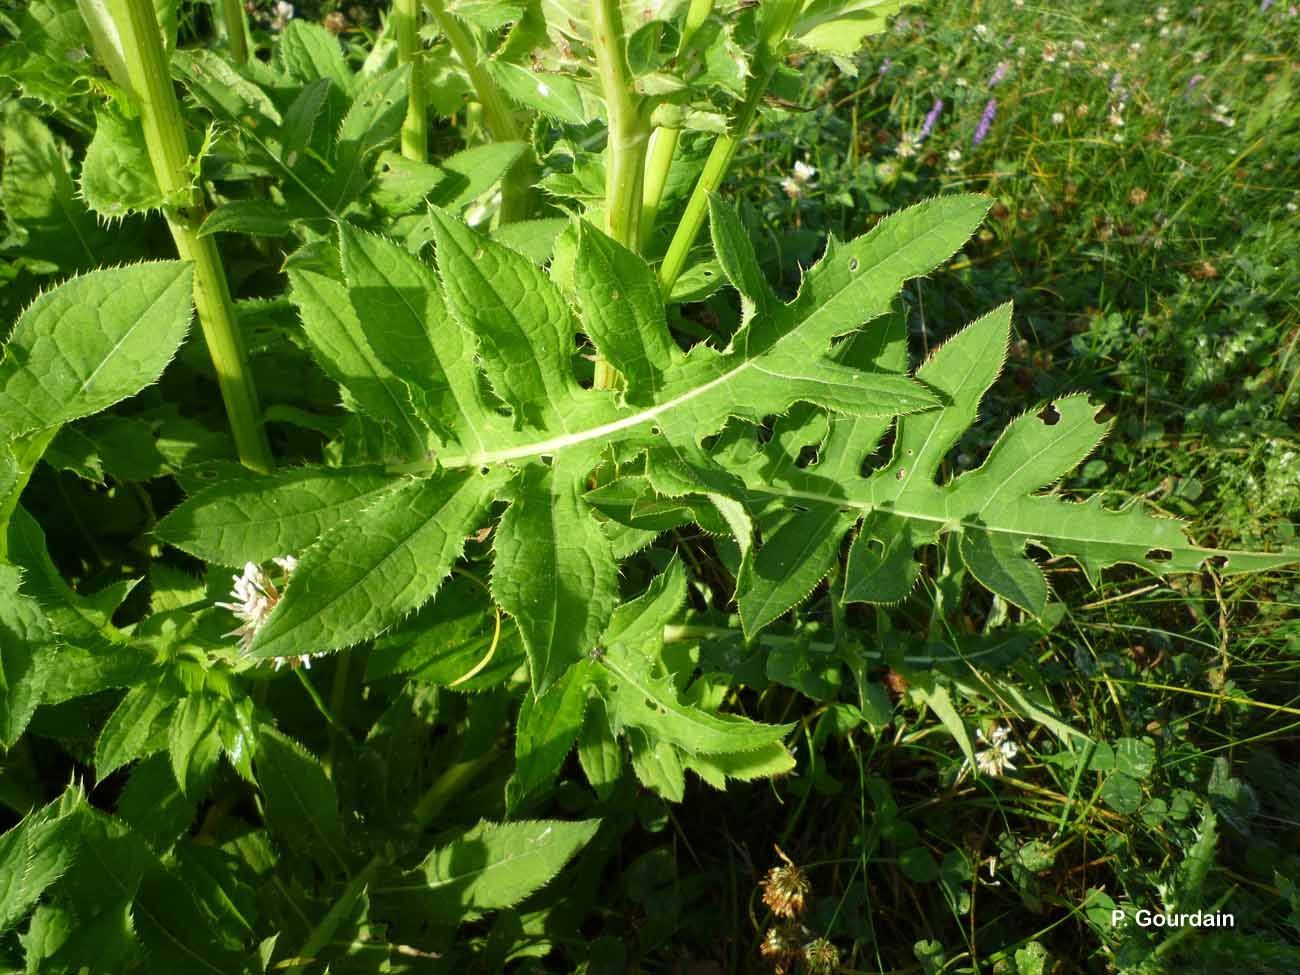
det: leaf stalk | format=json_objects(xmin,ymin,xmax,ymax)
[
  {"xmin": 424, "ymin": 0, "xmax": 534, "ymax": 222},
  {"xmin": 218, "ymin": 0, "xmax": 249, "ymax": 64},
  {"xmin": 657, "ymin": 0, "xmax": 801, "ymax": 294},
  {"xmin": 638, "ymin": 0, "xmax": 714, "ymax": 250}
]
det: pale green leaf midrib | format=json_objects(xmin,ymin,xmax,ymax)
[
  {"xmin": 745, "ymin": 482, "xmax": 1188, "ymax": 552},
  {"xmin": 434, "ymin": 336, "xmax": 913, "ymax": 471}
]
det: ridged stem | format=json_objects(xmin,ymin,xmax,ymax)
[
  {"xmin": 424, "ymin": 0, "xmax": 534, "ymax": 222},
  {"xmin": 591, "ymin": 0, "xmax": 648, "ymax": 389},
  {"xmin": 657, "ymin": 0, "xmax": 800, "ymax": 295},
  {"xmin": 105, "ymin": 0, "xmax": 273, "ymax": 472},
  {"xmin": 394, "ymin": 0, "xmax": 428, "ymax": 161}
]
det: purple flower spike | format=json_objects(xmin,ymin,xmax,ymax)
[
  {"xmin": 919, "ymin": 98, "xmax": 944, "ymax": 140},
  {"xmin": 972, "ymin": 98, "xmax": 998, "ymax": 147},
  {"xmin": 987, "ymin": 61, "xmax": 1009, "ymax": 88}
]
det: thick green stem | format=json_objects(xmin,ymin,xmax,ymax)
[
  {"xmin": 218, "ymin": 0, "xmax": 248, "ymax": 64},
  {"xmin": 104, "ymin": 0, "xmax": 273, "ymax": 473},
  {"xmin": 658, "ymin": 0, "xmax": 800, "ymax": 295},
  {"xmin": 591, "ymin": 0, "xmax": 648, "ymax": 389},
  {"xmin": 394, "ymin": 0, "xmax": 428, "ymax": 161},
  {"xmin": 593, "ymin": 0, "xmax": 647, "ymax": 249},
  {"xmin": 286, "ymin": 747, "xmax": 501, "ymax": 973},
  {"xmin": 425, "ymin": 0, "xmax": 534, "ymax": 222}
]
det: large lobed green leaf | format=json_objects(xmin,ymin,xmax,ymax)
[
  {"xmin": 721, "ymin": 299, "xmax": 1300, "ymax": 628},
  {"xmin": 198, "ymin": 194, "xmax": 987, "ymax": 690}
]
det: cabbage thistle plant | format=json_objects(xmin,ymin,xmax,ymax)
[{"xmin": 0, "ymin": 0, "xmax": 1295, "ymax": 970}]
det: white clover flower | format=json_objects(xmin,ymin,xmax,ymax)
[
  {"xmin": 792, "ymin": 160, "xmax": 817, "ymax": 183},
  {"xmin": 895, "ymin": 137, "xmax": 918, "ymax": 158},
  {"xmin": 216, "ymin": 556, "xmax": 322, "ymax": 670},
  {"xmin": 974, "ymin": 23, "xmax": 991, "ymax": 38},
  {"xmin": 1071, "ymin": 39, "xmax": 1086, "ymax": 51},
  {"xmin": 1108, "ymin": 110, "xmax": 1125, "ymax": 127},
  {"xmin": 1051, "ymin": 111, "xmax": 1066, "ymax": 125},
  {"xmin": 780, "ymin": 176, "xmax": 802, "ymax": 199},
  {"xmin": 973, "ymin": 724, "xmax": 1019, "ymax": 777},
  {"xmin": 1156, "ymin": 4, "xmax": 1170, "ymax": 19},
  {"xmin": 216, "ymin": 562, "xmax": 276, "ymax": 651},
  {"xmin": 270, "ymin": 0, "xmax": 294, "ymax": 30}
]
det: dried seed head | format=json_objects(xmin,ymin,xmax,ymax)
[
  {"xmin": 760, "ymin": 923, "xmax": 802, "ymax": 969},
  {"xmin": 804, "ymin": 937, "xmax": 841, "ymax": 973},
  {"xmin": 761, "ymin": 851, "xmax": 811, "ymax": 918}
]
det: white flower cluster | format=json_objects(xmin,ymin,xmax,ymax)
[
  {"xmin": 216, "ymin": 556, "xmax": 322, "ymax": 670},
  {"xmin": 780, "ymin": 160, "xmax": 817, "ymax": 199},
  {"xmin": 973, "ymin": 724, "xmax": 1019, "ymax": 777}
]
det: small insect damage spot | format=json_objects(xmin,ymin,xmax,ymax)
[
  {"xmin": 1145, "ymin": 548, "xmax": 1173, "ymax": 563},
  {"xmin": 1038, "ymin": 403, "xmax": 1062, "ymax": 426}
]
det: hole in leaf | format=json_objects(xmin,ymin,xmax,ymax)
[
  {"xmin": 479, "ymin": 466, "xmax": 491, "ymax": 476},
  {"xmin": 1038, "ymin": 403, "xmax": 1062, "ymax": 425},
  {"xmin": 795, "ymin": 445, "xmax": 819, "ymax": 468},
  {"xmin": 848, "ymin": 258, "xmax": 860, "ymax": 272},
  {"xmin": 860, "ymin": 427, "xmax": 896, "ymax": 477},
  {"xmin": 651, "ymin": 425, "xmax": 662, "ymax": 436},
  {"xmin": 540, "ymin": 455, "xmax": 554, "ymax": 467},
  {"xmin": 1207, "ymin": 554, "xmax": 1228, "ymax": 569},
  {"xmin": 1145, "ymin": 548, "xmax": 1173, "ymax": 563}
]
